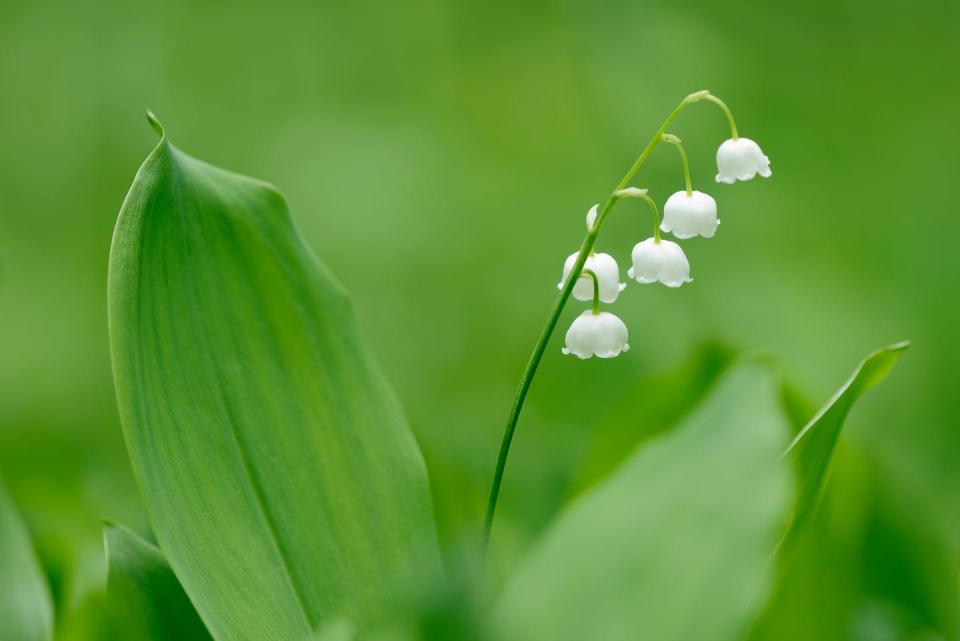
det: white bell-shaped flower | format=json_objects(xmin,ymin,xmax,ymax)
[
  {"xmin": 715, "ymin": 137, "xmax": 771, "ymax": 184},
  {"xmin": 562, "ymin": 310, "xmax": 630, "ymax": 359},
  {"xmin": 661, "ymin": 190, "xmax": 719, "ymax": 239},
  {"xmin": 558, "ymin": 252, "xmax": 626, "ymax": 303},
  {"xmin": 628, "ymin": 238, "xmax": 692, "ymax": 288}
]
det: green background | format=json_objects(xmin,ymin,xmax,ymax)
[{"xmin": 1, "ymin": 0, "xmax": 957, "ymax": 638}]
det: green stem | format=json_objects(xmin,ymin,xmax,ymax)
[
  {"xmin": 661, "ymin": 133, "xmax": 693, "ymax": 195},
  {"xmin": 481, "ymin": 92, "xmax": 705, "ymax": 552},
  {"xmin": 581, "ymin": 269, "xmax": 601, "ymax": 314},
  {"xmin": 618, "ymin": 188, "xmax": 661, "ymax": 242},
  {"xmin": 616, "ymin": 94, "xmax": 703, "ymax": 191},
  {"xmin": 701, "ymin": 94, "xmax": 739, "ymax": 139}
]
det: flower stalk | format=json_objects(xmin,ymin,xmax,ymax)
[
  {"xmin": 482, "ymin": 90, "xmax": 763, "ymax": 552},
  {"xmin": 581, "ymin": 269, "xmax": 601, "ymax": 314},
  {"xmin": 697, "ymin": 93, "xmax": 739, "ymax": 139},
  {"xmin": 661, "ymin": 134, "xmax": 693, "ymax": 196},
  {"xmin": 617, "ymin": 187, "xmax": 661, "ymax": 243}
]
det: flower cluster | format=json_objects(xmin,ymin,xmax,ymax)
[{"xmin": 560, "ymin": 119, "xmax": 771, "ymax": 359}]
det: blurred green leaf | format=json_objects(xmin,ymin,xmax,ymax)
[
  {"xmin": 0, "ymin": 480, "xmax": 53, "ymax": 641},
  {"xmin": 749, "ymin": 439, "xmax": 956, "ymax": 641},
  {"xmin": 312, "ymin": 620, "xmax": 356, "ymax": 641},
  {"xmin": 784, "ymin": 341, "xmax": 910, "ymax": 535},
  {"xmin": 104, "ymin": 523, "xmax": 211, "ymax": 641},
  {"xmin": 571, "ymin": 342, "xmax": 734, "ymax": 495},
  {"xmin": 108, "ymin": 115, "xmax": 443, "ymax": 640},
  {"xmin": 778, "ymin": 380, "xmax": 818, "ymax": 436},
  {"xmin": 492, "ymin": 364, "xmax": 792, "ymax": 641}
]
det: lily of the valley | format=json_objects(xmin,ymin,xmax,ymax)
[
  {"xmin": 558, "ymin": 251, "xmax": 626, "ymax": 303},
  {"xmin": 554, "ymin": 94, "xmax": 762, "ymax": 361},
  {"xmin": 715, "ymin": 137, "xmax": 771, "ymax": 184},
  {"xmin": 628, "ymin": 238, "xmax": 692, "ymax": 288},
  {"xmin": 562, "ymin": 310, "xmax": 630, "ymax": 359},
  {"xmin": 661, "ymin": 190, "xmax": 719, "ymax": 239},
  {"xmin": 486, "ymin": 91, "xmax": 774, "ymax": 555}
]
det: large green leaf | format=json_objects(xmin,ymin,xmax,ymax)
[
  {"xmin": 0, "ymin": 481, "xmax": 53, "ymax": 641},
  {"xmin": 783, "ymin": 341, "xmax": 909, "ymax": 534},
  {"xmin": 492, "ymin": 364, "xmax": 792, "ymax": 641},
  {"xmin": 104, "ymin": 523, "xmax": 212, "ymax": 641},
  {"xmin": 108, "ymin": 114, "xmax": 442, "ymax": 641}
]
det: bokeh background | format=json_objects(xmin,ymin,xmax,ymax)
[{"xmin": 1, "ymin": 0, "xmax": 958, "ymax": 639}]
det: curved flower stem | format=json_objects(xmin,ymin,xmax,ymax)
[
  {"xmin": 618, "ymin": 188, "xmax": 662, "ymax": 242},
  {"xmin": 481, "ymin": 92, "xmax": 707, "ymax": 553},
  {"xmin": 700, "ymin": 94, "xmax": 739, "ymax": 139},
  {"xmin": 661, "ymin": 133, "xmax": 693, "ymax": 196},
  {"xmin": 581, "ymin": 269, "xmax": 601, "ymax": 314}
]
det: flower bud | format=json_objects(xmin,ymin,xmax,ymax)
[
  {"xmin": 586, "ymin": 204, "xmax": 599, "ymax": 230},
  {"xmin": 562, "ymin": 310, "xmax": 630, "ymax": 359},
  {"xmin": 715, "ymin": 138, "xmax": 771, "ymax": 184},
  {"xmin": 628, "ymin": 238, "xmax": 692, "ymax": 288},
  {"xmin": 558, "ymin": 252, "xmax": 626, "ymax": 303},
  {"xmin": 661, "ymin": 191, "xmax": 719, "ymax": 239}
]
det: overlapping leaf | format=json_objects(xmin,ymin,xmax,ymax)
[
  {"xmin": 104, "ymin": 524, "xmax": 212, "ymax": 641},
  {"xmin": 0, "ymin": 481, "xmax": 53, "ymax": 641}
]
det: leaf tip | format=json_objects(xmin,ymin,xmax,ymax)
[
  {"xmin": 884, "ymin": 339, "xmax": 911, "ymax": 354},
  {"xmin": 145, "ymin": 110, "xmax": 165, "ymax": 139}
]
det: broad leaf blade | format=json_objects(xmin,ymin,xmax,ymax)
[
  {"xmin": 493, "ymin": 365, "xmax": 793, "ymax": 641},
  {"xmin": 0, "ymin": 481, "xmax": 53, "ymax": 641},
  {"xmin": 104, "ymin": 524, "xmax": 212, "ymax": 641},
  {"xmin": 108, "ymin": 116, "xmax": 442, "ymax": 640},
  {"xmin": 784, "ymin": 341, "xmax": 909, "ymax": 533}
]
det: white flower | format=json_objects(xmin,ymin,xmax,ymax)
[
  {"xmin": 628, "ymin": 238, "xmax": 692, "ymax": 287},
  {"xmin": 715, "ymin": 137, "xmax": 771, "ymax": 184},
  {"xmin": 661, "ymin": 191, "xmax": 719, "ymax": 239},
  {"xmin": 558, "ymin": 252, "xmax": 626, "ymax": 303},
  {"xmin": 586, "ymin": 204, "xmax": 599, "ymax": 230},
  {"xmin": 562, "ymin": 310, "xmax": 630, "ymax": 359}
]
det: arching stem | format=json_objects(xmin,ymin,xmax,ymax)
[
  {"xmin": 698, "ymin": 93, "xmax": 739, "ymax": 139},
  {"xmin": 616, "ymin": 187, "xmax": 661, "ymax": 242},
  {"xmin": 581, "ymin": 269, "xmax": 601, "ymax": 314},
  {"xmin": 481, "ymin": 91, "xmax": 716, "ymax": 553},
  {"xmin": 661, "ymin": 133, "xmax": 693, "ymax": 196}
]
